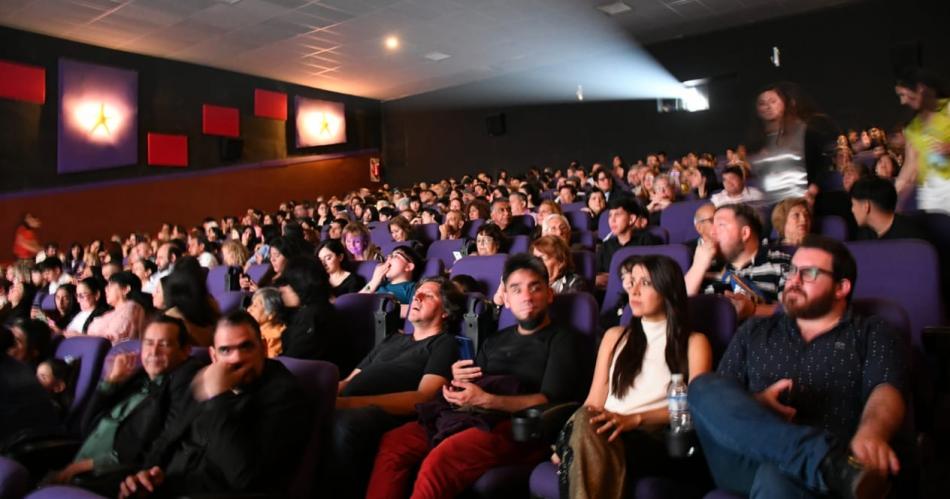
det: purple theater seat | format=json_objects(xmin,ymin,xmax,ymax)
[
  {"xmin": 571, "ymin": 230, "xmax": 596, "ymax": 250},
  {"xmin": 622, "ymin": 294, "xmax": 737, "ymax": 363},
  {"xmin": 560, "ymin": 201, "xmax": 586, "ymax": 213},
  {"xmin": 276, "ymin": 357, "xmax": 338, "ymax": 499},
  {"xmin": 378, "ymin": 239, "xmax": 418, "ymax": 257},
  {"xmin": 40, "ymin": 293, "xmax": 56, "ymax": 313},
  {"xmin": 426, "ymin": 239, "xmax": 465, "ymax": 271},
  {"xmin": 597, "ymin": 211, "xmax": 611, "ymax": 239},
  {"xmin": 245, "ymin": 263, "xmax": 271, "ymax": 285},
  {"xmin": 704, "ymin": 490, "xmax": 745, "ymax": 499},
  {"xmin": 647, "ymin": 226, "xmax": 670, "ymax": 244},
  {"xmin": 852, "ymin": 298, "xmax": 911, "ymax": 342},
  {"xmin": 563, "ymin": 210, "xmax": 593, "ymax": 232},
  {"xmin": 370, "ymin": 224, "xmax": 392, "ymax": 246},
  {"xmin": 571, "ymin": 250, "xmax": 595, "ymax": 286},
  {"xmin": 508, "ymin": 235, "xmax": 530, "ymax": 254},
  {"xmin": 416, "ymin": 223, "xmax": 440, "ymax": 244},
  {"xmin": 601, "ymin": 244, "xmax": 692, "ymax": 316},
  {"xmin": 450, "ymin": 254, "xmax": 507, "ymax": 298},
  {"xmin": 213, "ymin": 290, "xmax": 249, "ymax": 315},
  {"xmin": 0, "ymin": 456, "xmax": 30, "ymax": 499},
  {"xmin": 497, "ymin": 292, "xmax": 599, "ymax": 337},
  {"xmin": 102, "ymin": 339, "xmax": 142, "ymax": 379},
  {"xmin": 334, "ymin": 293, "xmax": 399, "ymax": 367},
  {"xmin": 421, "ymin": 258, "xmax": 444, "ymax": 279},
  {"xmin": 354, "ymin": 260, "xmax": 380, "ymax": 285},
  {"xmin": 471, "ymin": 463, "xmax": 535, "ymax": 497},
  {"xmin": 55, "ymin": 336, "xmax": 110, "ymax": 433},
  {"xmin": 659, "ymin": 199, "xmax": 709, "ymax": 244},
  {"xmin": 512, "ymin": 214, "xmax": 536, "ymax": 229},
  {"xmin": 24, "ymin": 485, "xmax": 106, "ymax": 498},
  {"xmin": 846, "ymin": 240, "xmax": 945, "ymax": 347},
  {"xmin": 463, "ymin": 219, "xmax": 485, "ymax": 239},
  {"xmin": 815, "ymin": 215, "xmax": 848, "ymax": 242},
  {"xmin": 528, "ymin": 461, "xmax": 558, "ymax": 499},
  {"xmin": 204, "ymin": 265, "xmax": 233, "ymax": 294}
]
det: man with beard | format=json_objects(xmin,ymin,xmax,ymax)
[
  {"xmin": 365, "ymin": 254, "xmax": 584, "ymax": 498},
  {"xmin": 688, "ymin": 235, "xmax": 909, "ymax": 499},
  {"xmin": 118, "ymin": 311, "xmax": 310, "ymax": 498},
  {"xmin": 685, "ymin": 203, "xmax": 790, "ymax": 321}
]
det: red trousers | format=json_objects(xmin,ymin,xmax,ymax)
[{"xmin": 365, "ymin": 420, "xmax": 546, "ymax": 499}]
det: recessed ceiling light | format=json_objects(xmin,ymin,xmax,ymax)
[
  {"xmin": 424, "ymin": 51, "xmax": 450, "ymax": 61},
  {"xmin": 596, "ymin": 1, "xmax": 631, "ymax": 16},
  {"xmin": 216, "ymin": 0, "xmax": 242, "ymax": 4},
  {"xmin": 384, "ymin": 36, "xmax": 399, "ymax": 50}
]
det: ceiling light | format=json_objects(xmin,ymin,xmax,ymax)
[
  {"xmin": 384, "ymin": 36, "xmax": 399, "ymax": 50},
  {"xmin": 596, "ymin": 1, "xmax": 631, "ymax": 16},
  {"xmin": 216, "ymin": 0, "xmax": 242, "ymax": 4},
  {"xmin": 424, "ymin": 52, "xmax": 451, "ymax": 61},
  {"xmin": 576, "ymin": 85, "xmax": 584, "ymax": 101}
]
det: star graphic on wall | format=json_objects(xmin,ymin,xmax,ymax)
[
  {"xmin": 89, "ymin": 103, "xmax": 112, "ymax": 135},
  {"xmin": 318, "ymin": 113, "xmax": 331, "ymax": 135}
]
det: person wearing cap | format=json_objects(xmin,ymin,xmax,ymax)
[
  {"xmin": 361, "ymin": 245, "xmax": 424, "ymax": 317},
  {"xmin": 594, "ymin": 197, "xmax": 663, "ymax": 289}
]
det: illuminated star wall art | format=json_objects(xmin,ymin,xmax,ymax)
[
  {"xmin": 58, "ymin": 58, "xmax": 138, "ymax": 173},
  {"xmin": 294, "ymin": 96, "xmax": 346, "ymax": 148}
]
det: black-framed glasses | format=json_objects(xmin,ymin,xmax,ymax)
[{"xmin": 787, "ymin": 265, "xmax": 834, "ymax": 283}]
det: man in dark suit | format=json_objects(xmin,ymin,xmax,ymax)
[
  {"xmin": 119, "ymin": 311, "xmax": 311, "ymax": 498},
  {"xmin": 49, "ymin": 316, "xmax": 201, "ymax": 492}
]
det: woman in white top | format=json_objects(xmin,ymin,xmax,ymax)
[{"xmin": 557, "ymin": 254, "xmax": 712, "ymax": 499}]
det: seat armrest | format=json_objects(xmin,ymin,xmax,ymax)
[{"xmin": 511, "ymin": 402, "xmax": 580, "ymax": 443}]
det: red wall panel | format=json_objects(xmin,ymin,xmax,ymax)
[
  {"xmin": 0, "ymin": 60, "xmax": 45, "ymax": 104},
  {"xmin": 201, "ymin": 104, "xmax": 240, "ymax": 137},
  {"xmin": 147, "ymin": 133, "xmax": 188, "ymax": 167},
  {"xmin": 254, "ymin": 89, "xmax": 287, "ymax": 120}
]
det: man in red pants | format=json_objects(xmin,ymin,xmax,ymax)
[{"xmin": 366, "ymin": 253, "xmax": 584, "ymax": 499}]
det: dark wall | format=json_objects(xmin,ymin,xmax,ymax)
[
  {"xmin": 0, "ymin": 26, "xmax": 382, "ymax": 195},
  {"xmin": 381, "ymin": 0, "xmax": 950, "ymax": 186}
]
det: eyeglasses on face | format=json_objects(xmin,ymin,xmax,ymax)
[{"xmin": 787, "ymin": 265, "xmax": 834, "ymax": 283}]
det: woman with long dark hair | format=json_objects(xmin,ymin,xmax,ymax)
[
  {"xmin": 85, "ymin": 272, "xmax": 145, "ymax": 344},
  {"xmin": 556, "ymin": 255, "xmax": 712, "ymax": 498},
  {"xmin": 159, "ymin": 257, "xmax": 220, "ymax": 346},
  {"xmin": 275, "ymin": 256, "xmax": 343, "ymax": 364},
  {"xmin": 63, "ymin": 277, "xmax": 108, "ymax": 336},
  {"xmin": 894, "ymin": 68, "xmax": 950, "ymax": 214}
]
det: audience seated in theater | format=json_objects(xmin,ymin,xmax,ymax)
[
  {"xmin": 0, "ymin": 324, "xmax": 62, "ymax": 452},
  {"xmin": 686, "ymin": 203, "xmax": 716, "ymax": 257},
  {"xmin": 327, "ymin": 218, "xmax": 348, "ymax": 241},
  {"xmin": 439, "ymin": 209, "xmax": 466, "ymax": 240},
  {"xmin": 537, "ymin": 199, "xmax": 563, "ymax": 224},
  {"xmin": 247, "ymin": 287, "xmax": 286, "ymax": 358},
  {"xmin": 118, "ymin": 312, "xmax": 310, "ymax": 498},
  {"xmin": 274, "ymin": 256, "xmax": 340, "ymax": 361},
  {"xmin": 220, "ymin": 240, "xmax": 249, "ymax": 269},
  {"xmin": 489, "ymin": 197, "xmax": 532, "ymax": 237},
  {"xmin": 327, "ymin": 277, "xmax": 465, "ymax": 498},
  {"xmin": 131, "ymin": 259, "xmax": 156, "ymax": 294},
  {"xmin": 1, "ymin": 273, "xmax": 38, "ymax": 325},
  {"xmin": 710, "ymin": 166, "xmax": 764, "ymax": 207},
  {"xmin": 62, "ymin": 277, "xmax": 108, "ymax": 335},
  {"xmin": 689, "ymin": 236, "xmax": 909, "ymax": 498},
  {"xmin": 150, "ymin": 241, "xmax": 181, "ymax": 291},
  {"xmin": 31, "ymin": 284, "xmax": 78, "ymax": 334},
  {"xmin": 343, "ymin": 222, "xmax": 383, "ymax": 263},
  {"xmin": 317, "ymin": 239, "xmax": 367, "ymax": 299},
  {"xmin": 685, "ymin": 203, "xmax": 790, "ymax": 321},
  {"xmin": 555, "ymin": 254, "xmax": 712, "ymax": 498},
  {"xmin": 39, "ymin": 257, "xmax": 70, "ymax": 295},
  {"xmin": 466, "ymin": 199, "xmax": 490, "ymax": 222},
  {"xmin": 86, "ymin": 272, "xmax": 146, "ymax": 344},
  {"xmin": 557, "ymin": 184, "xmax": 577, "ymax": 206},
  {"xmin": 6, "ymin": 318, "xmax": 52, "ymax": 369},
  {"xmin": 770, "ymin": 197, "xmax": 812, "ymax": 248},
  {"xmin": 35, "ymin": 357, "xmax": 74, "ymax": 420},
  {"xmin": 187, "ymin": 235, "xmax": 218, "ymax": 269},
  {"xmin": 472, "ymin": 223, "xmax": 506, "ymax": 257},
  {"xmin": 595, "ymin": 168, "xmax": 630, "ymax": 203},
  {"xmin": 366, "ymin": 254, "xmax": 583, "ymax": 498},
  {"xmin": 595, "ymin": 197, "xmax": 663, "ymax": 289},
  {"xmin": 49, "ymin": 316, "xmax": 202, "ymax": 494},
  {"xmin": 156, "ymin": 258, "xmax": 220, "ymax": 347},
  {"xmin": 388, "ymin": 216, "xmax": 415, "ymax": 243},
  {"xmin": 532, "ymin": 235, "xmax": 587, "ymax": 295},
  {"xmin": 850, "ymin": 177, "xmax": 926, "ymax": 241},
  {"xmin": 583, "ymin": 189, "xmax": 608, "ymax": 230},
  {"xmin": 685, "ymin": 166, "xmax": 721, "ymax": 200},
  {"xmin": 646, "ymin": 174, "xmax": 678, "ymax": 217},
  {"xmin": 874, "ymin": 153, "xmax": 899, "ymax": 181},
  {"xmin": 361, "ymin": 245, "xmax": 424, "ymax": 314},
  {"xmin": 509, "ymin": 191, "xmax": 531, "ymax": 218},
  {"xmin": 540, "ymin": 213, "xmax": 572, "ymax": 246}
]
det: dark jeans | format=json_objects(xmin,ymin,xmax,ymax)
[
  {"xmin": 689, "ymin": 374, "xmax": 835, "ymax": 499},
  {"xmin": 324, "ymin": 406, "xmax": 409, "ymax": 499}
]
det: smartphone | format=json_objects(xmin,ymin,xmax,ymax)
[{"xmin": 456, "ymin": 335, "xmax": 475, "ymax": 361}]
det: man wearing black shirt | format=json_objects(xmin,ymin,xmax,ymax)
[
  {"xmin": 366, "ymin": 254, "xmax": 583, "ymax": 498},
  {"xmin": 595, "ymin": 197, "xmax": 662, "ymax": 288},
  {"xmin": 490, "ymin": 198, "xmax": 532, "ymax": 237},
  {"xmin": 689, "ymin": 236, "xmax": 908, "ymax": 499},
  {"xmin": 327, "ymin": 277, "xmax": 465, "ymax": 498},
  {"xmin": 850, "ymin": 177, "xmax": 927, "ymax": 241}
]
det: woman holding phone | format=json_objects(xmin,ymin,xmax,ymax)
[{"xmin": 555, "ymin": 254, "xmax": 712, "ymax": 498}]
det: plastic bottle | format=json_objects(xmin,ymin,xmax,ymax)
[{"xmin": 668, "ymin": 373, "xmax": 691, "ymax": 433}]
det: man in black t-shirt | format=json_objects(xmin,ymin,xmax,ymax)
[
  {"xmin": 850, "ymin": 177, "xmax": 927, "ymax": 241},
  {"xmin": 366, "ymin": 254, "xmax": 584, "ymax": 498},
  {"xmin": 595, "ymin": 196, "xmax": 662, "ymax": 288},
  {"xmin": 327, "ymin": 277, "xmax": 465, "ymax": 499}
]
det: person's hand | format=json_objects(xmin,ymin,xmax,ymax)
[
  {"xmin": 693, "ymin": 241, "xmax": 717, "ymax": 269},
  {"xmin": 439, "ymin": 224, "xmax": 449, "ymax": 239},
  {"xmin": 594, "ymin": 273, "xmax": 609, "ymax": 289},
  {"xmin": 239, "ymin": 275, "xmax": 257, "ymax": 292},
  {"xmin": 588, "ymin": 407, "xmax": 643, "ymax": 442},
  {"xmin": 192, "ymin": 362, "xmax": 249, "ymax": 401},
  {"xmin": 371, "ymin": 260, "xmax": 391, "ymax": 282},
  {"xmin": 443, "ymin": 380, "xmax": 489, "ymax": 408},
  {"xmin": 725, "ymin": 291, "xmax": 756, "ymax": 320},
  {"xmin": 30, "ymin": 306, "xmax": 46, "ymax": 321},
  {"xmin": 753, "ymin": 378, "xmax": 796, "ymax": 421},
  {"xmin": 107, "ymin": 353, "xmax": 139, "ymax": 384},
  {"xmin": 119, "ymin": 467, "xmax": 164, "ymax": 498},
  {"xmin": 51, "ymin": 459, "xmax": 93, "ymax": 484},
  {"xmin": 850, "ymin": 430, "xmax": 900, "ymax": 476},
  {"xmin": 451, "ymin": 359, "xmax": 482, "ymax": 383}
]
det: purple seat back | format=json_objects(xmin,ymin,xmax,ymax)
[
  {"xmin": 571, "ymin": 250, "xmax": 596, "ymax": 286},
  {"xmin": 213, "ymin": 290, "xmax": 249, "ymax": 315},
  {"xmin": 450, "ymin": 254, "xmax": 507, "ymax": 299},
  {"xmin": 24, "ymin": 485, "xmax": 107, "ymax": 498},
  {"xmin": 621, "ymin": 294, "xmax": 737, "ymax": 363},
  {"xmin": 334, "ymin": 293, "xmax": 398, "ymax": 367},
  {"xmin": 205, "ymin": 265, "xmax": 233, "ymax": 294},
  {"xmin": 0, "ymin": 456, "xmax": 30, "ymax": 499},
  {"xmin": 659, "ymin": 199, "xmax": 709, "ymax": 244},
  {"xmin": 103, "ymin": 339, "xmax": 143, "ymax": 379},
  {"xmin": 40, "ymin": 293, "xmax": 56, "ymax": 312},
  {"xmin": 416, "ymin": 223, "xmax": 440, "ymax": 244},
  {"xmin": 852, "ymin": 298, "xmax": 911, "ymax": 344},
  {"xmin": 498, "ymin": 292, "xmax": 599, "ymax": 337},
  {"xmin": 354, "ymin": 261, "xmax": 379, "ymax": 285},
  {"xmin": 846, "ymin": 240, "xmax": 945, "ymax": 347},
  {"xmin": 601, "ymin": 244, "xmax": 692, "ymax": 315},
  {"xmin": 597, "ymin": 210, "xmax": 610, "ymax": 239},
  {"xmin": 426, "ymin": 239, "xmax": 465, "ymax": 271},
  {"xmin": 463, "ymin": 219, "xmax": 484, "ymax": 239},
  {"xmin": 816, "ymin": 215, "xmax": 848, "ymax": 241},
  {"xmin": 246, "ymin": 263, "xmax": 271, "ymax": 285},
  {"xmin": 370, "ymin": 224, "xmax": 392, "ymax": 246},
  {"xmin": 472, "ymin": 463, "xmax": 535, "ymax": 497},
  {"xmin": 55, "ymin": 336, "xmax": 110, "ymax": 432},
  {"xmin": 571, "ymin": 230, "xmax": 596, "ymax": 250},
  {"xmin": 646, "ymin": 226, "xmax": 670, "ymax": 244},
  {"xmin": 528, "ymin": 461, "xmax": 558, "ymax": 499},
  {"xmin": 560, "ymin": 202, "xmax": 586, "ymax": 213},
  {"xmin": 511, "ymin": 214, "xmax": 536, "ymax": 229},
  {"xmin": 277, "ymin": 358, "xmax": 338, "ymax": 499},
  {"xmin": 378, "ymin": 239, "xmax": 414, "ymax": 257},
  {"xmin": 508, "ymin": 235, "xmax": 530, "ymax": 254},
  {"xmin": 704, "ymin": 489, "xmax": 745, "ymax": 499},
  {"xmin": 421, "ymin": 258, "xmax": 444, "ymax": 279},
  {"xmin": 563, "ymin": 210, "xmax": 592, "ymax": 232}
]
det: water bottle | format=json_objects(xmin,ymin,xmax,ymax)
[
  {"xmin": 666, "ymin": 373, "xmax": 694, "ymax": 458},
  {"xmin": 668, "ymin": 373, "xmax": 691, "ymax": 433}
]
